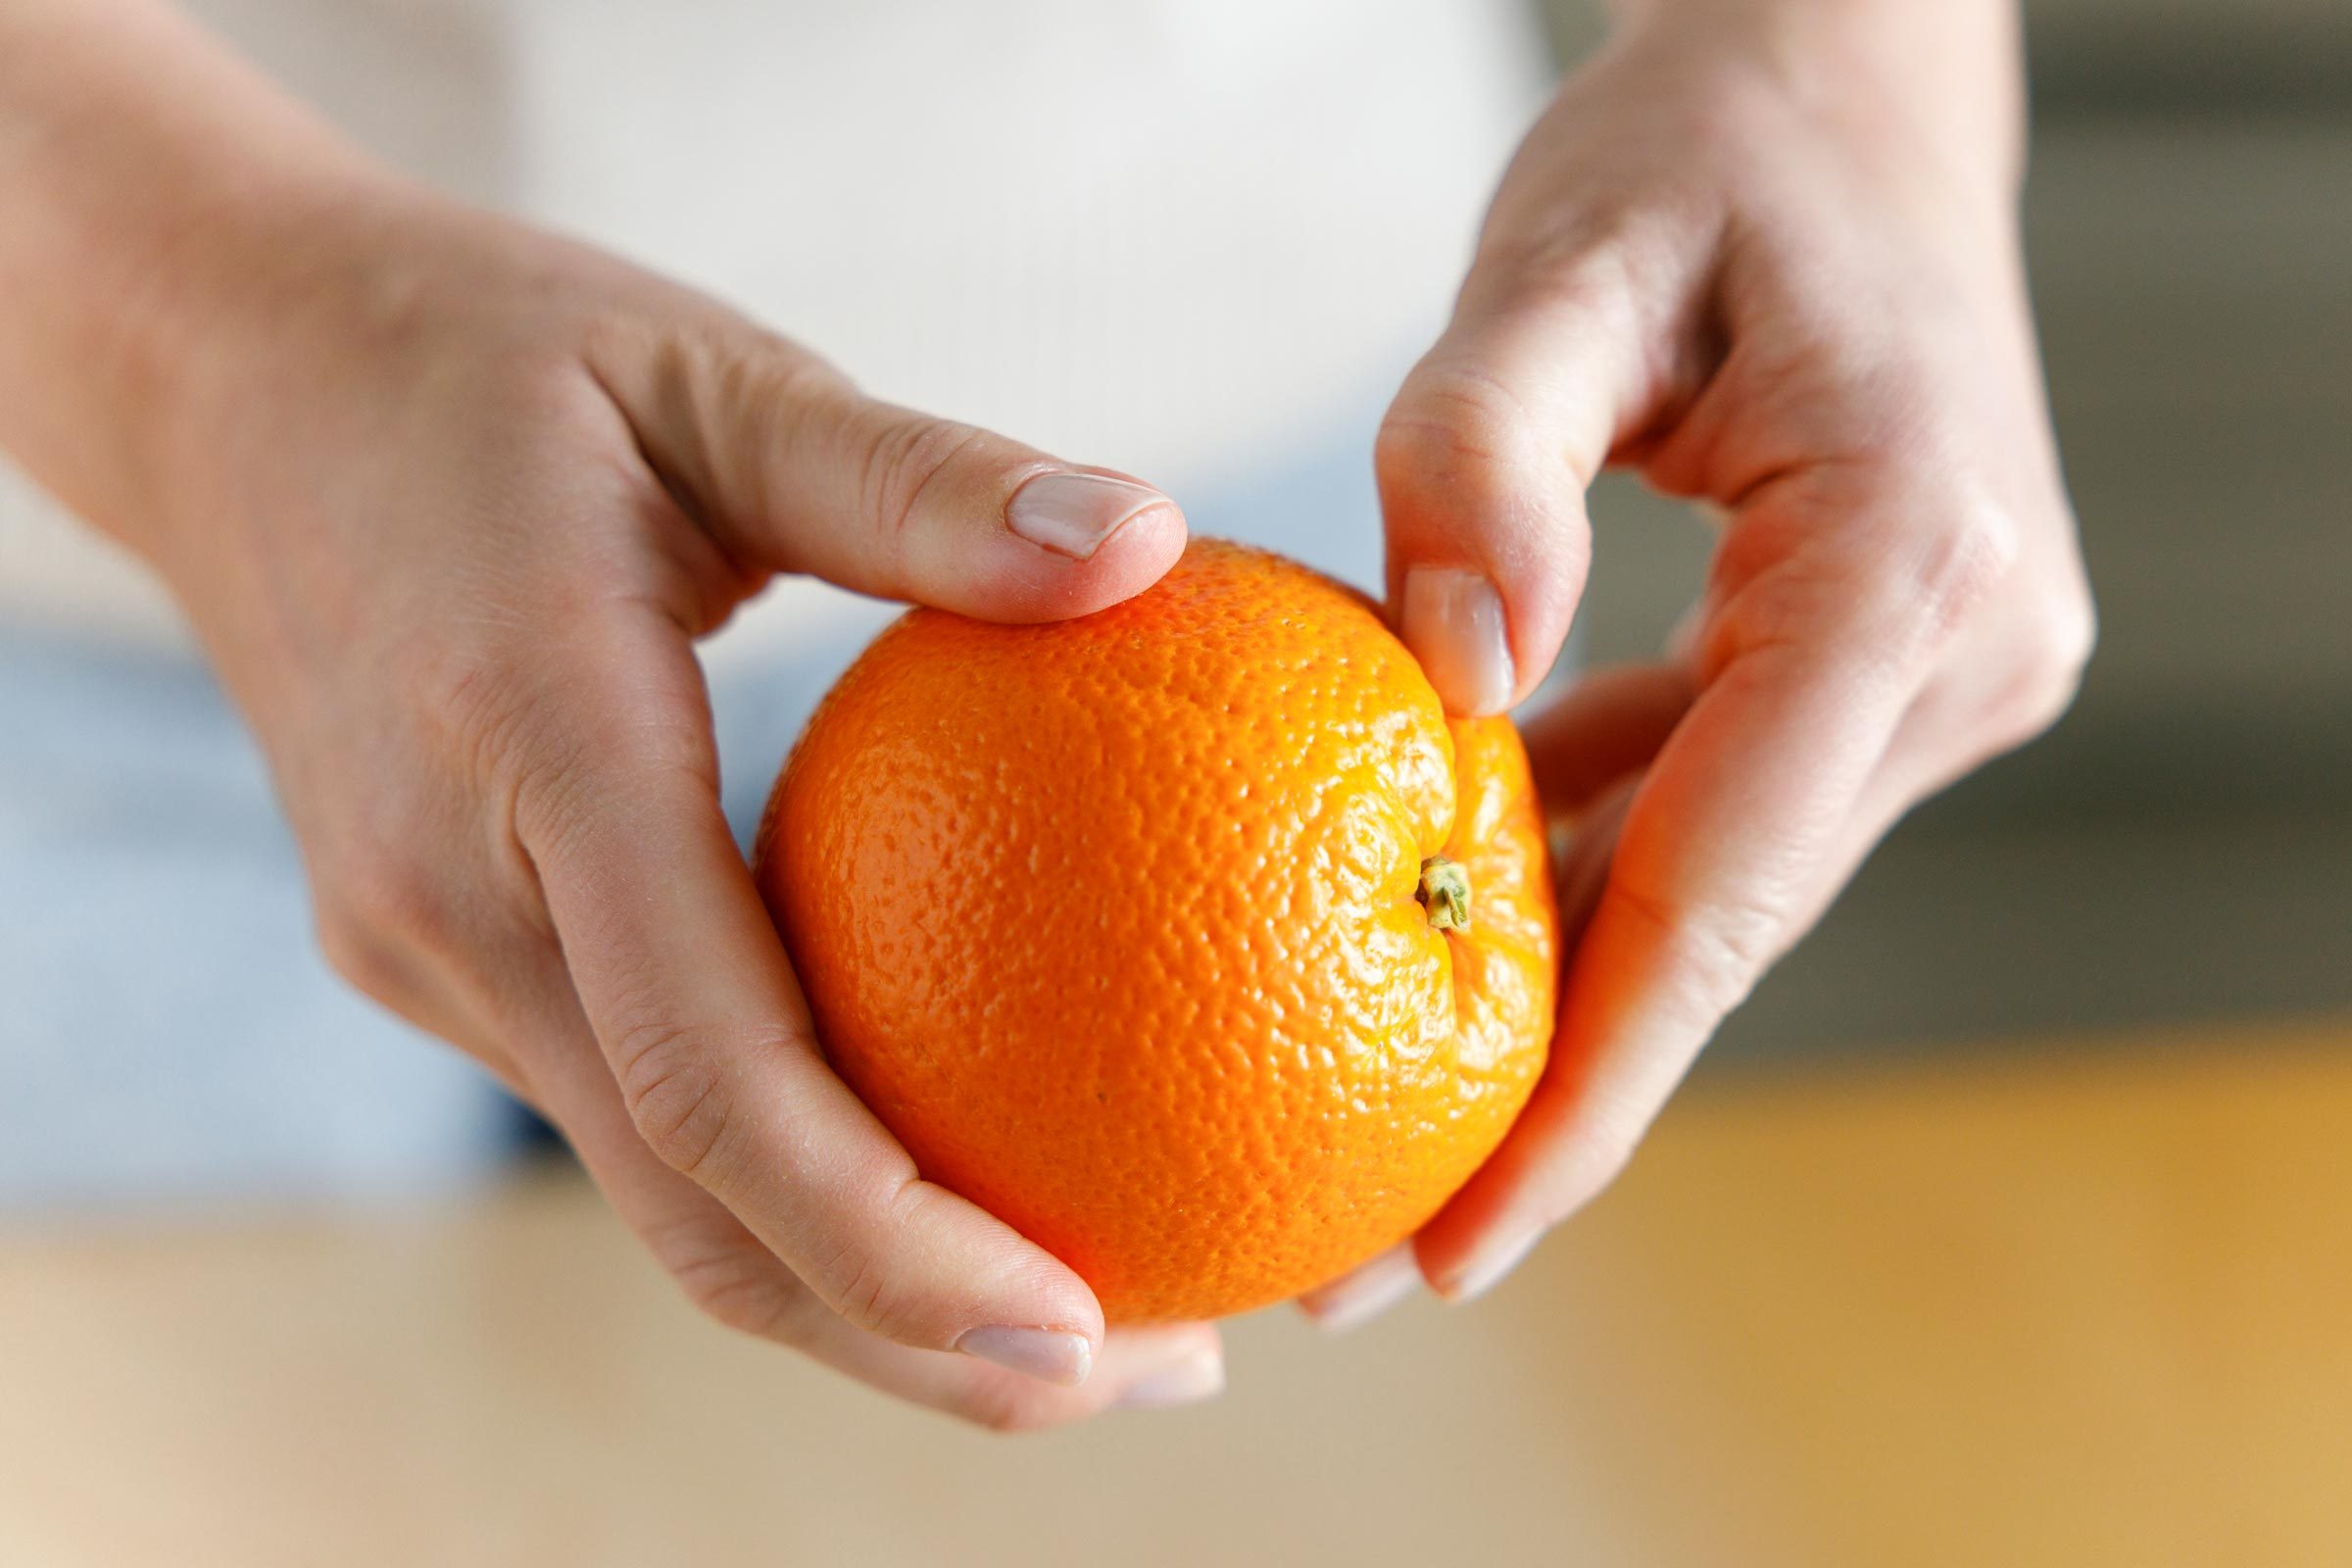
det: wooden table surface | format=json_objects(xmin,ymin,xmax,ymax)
[{"xmin": 6, "ymin": 1020, "xmax": 2350, "ymax": 1567}]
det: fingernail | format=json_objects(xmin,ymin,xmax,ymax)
[
  {"xmin": 1005, "ymin": 471, "xmax": 1169, "ymax": 561},
  {"xmin": 1438, "ymin": 1227, "xmax": 1543, "ymax": 1303},
  {"xmin": 956, "ymin": 1325, "xmax": 1095, "ymax": 1387},
  {"xmin": 1298, "ymin": 1244, "xmax": 1422, "ymax": 1333},
  {"xmin": 1399, "ymin": 566, "xmax": 1514, "ymax": 715},
  {"xmin": 1111, "ymin": 1348, "xmax": 1226, "ymax": 1411}
]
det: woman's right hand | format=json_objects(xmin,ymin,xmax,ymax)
[{"xmin": 0, "ymin": 1, "xmax": 1224, "ymax": 1429}]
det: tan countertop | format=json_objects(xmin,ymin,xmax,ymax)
[{"xmin": 6, "ymin": 1020, "xmax": 2350, "ymax": 1567}]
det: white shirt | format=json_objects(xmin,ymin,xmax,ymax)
[
  {"xmin": 0, "ymin": 0, "xmax": 1550, "ymax": 647},
  {"xmin": 0, "ymin": 0, "xmax": 1555, "ymax": 1208}
]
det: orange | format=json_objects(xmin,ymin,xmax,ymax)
[{"xmin": 756, "ymin": 539, "xmax": 1557, "ymax": 1322}]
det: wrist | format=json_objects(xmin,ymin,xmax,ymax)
[
  {"xmin": 1605, "ymin": 0, "xmax": 2026, "ymax": 211},
  {"xmin": 0, "ymin": 0, "xmax": 387, "ymax": 565}
]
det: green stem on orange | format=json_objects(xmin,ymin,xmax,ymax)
[{"xmin": 1417, "ymin": 856, "xmax": 1471, "ymax": 933}]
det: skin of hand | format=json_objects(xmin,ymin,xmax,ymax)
[
  {"xmin": 1300, "ymin": 0, "xmax": 2094, "ymax": 1327},
  {"xmin": 0, "ymin": 0, "xmax": 1226, "ymax": 1428}
]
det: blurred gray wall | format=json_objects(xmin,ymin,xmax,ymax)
[{"xmin": 1541, "ymin": 1, "xmax": 2352, "ymax": 1060}]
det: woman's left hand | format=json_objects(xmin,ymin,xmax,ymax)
[{"xmin": 1304, "ymin": 0, "xmax": 2094, "ymax": 1324}]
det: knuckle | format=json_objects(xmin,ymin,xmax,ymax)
[
  {"xmin": 831, "ymin": 1254, "xmax": 900, "ymax": 1338},
  {"xmin": 402, "ymin": 635, "xmax": 552, "ymax": 804},
  {"xmin": 508, "ymin": 713, "xmax": 717, "ymax": 885},
  {"xmin": 2034, "ymin": 576, "xmax": 2099, "ymax": 683},
  {"xmin": 1697, "ymin": 561, "xmax": 1827, "ymax": 675},
  {"xmin": 855, "ymin": 410, "xmax": 992, "ymax": 554},
  {"xmin": 1985, "ymin": 586, "xmax": 2098, "ymax": 746},
  {"xmin": 1376, "ymin": 363, "xmax": 1550, "ymax": 509},
  {"xmin": 1828, "ymin": 481, "xmax": 2020, "ymax": 669},
  {"xmin": 662, "ymin": 1234, "xmax": 819, "ymax": 1346},
  {"xmin": 1906, "ymin": 493, "xmax": 2022, "ymax": 645},
  {"xmin": 1723, "ymin": 475, "xmax": 2023, "ymax": 680},
  {"xmin": 1466, "ymin": 236, "xmax": 1601, "ymax": 315},
  {"xmin": 613, "ymin": 1023, "xmax": 734, "ymax": 1180},
  {"xmin": 805, "ymin": 1179, "xmax": 934, "ymax": 1344},
  {"xmin": 507, "ymin": 740, "xmax": 600, "ymax": 865},
  {"xmin": 715, "ymin": 328, "xmax": 854, "ymax": 440},
  {"xmin": 313, "ymin": 902, "xmax": 410, "ymax": 1005},
  {"xmin": 1610, "ymin": 869, "xmax": 1781, "ymax": 1021},
  {"xmin": 314, "ymin": 822, "xmax": 458, "ymax": 971},
  {"xmin": 1464, "ymin": 177, "xmax": 1656, "ymax": 295}
]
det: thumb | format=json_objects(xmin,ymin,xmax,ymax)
[
  {"xmin": 594, "ymin": 326, "xmax": 1185, "ymax": 621},
  {"xmin": 1377, "ymin": 270, "xmax": 1651, "ymax": 714}
]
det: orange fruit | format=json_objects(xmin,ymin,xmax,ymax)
[{"xmin": 756, "ymin": 539, "xmax": 1556, "ymax": 1322}]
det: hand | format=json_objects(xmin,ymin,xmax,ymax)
[
  {"xmin": 0, "ymin": 0, "xmax": 1221, "ymax": 1420},
  {"xmin": 191, "ymin": 200, "xmax": 1228, "ymax": 1425},
  {"xmin": 1307, "ymin": 0, "xmax": 2093, "ymax": 1320}
]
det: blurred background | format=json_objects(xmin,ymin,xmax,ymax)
[
  {"xmin": 1558, "ymin": 0, "xmax": 2352, "ymax": 1061},
  {"xmin": 3, "ymin": 0, "xmax": 2348, "ymax": 1563}
]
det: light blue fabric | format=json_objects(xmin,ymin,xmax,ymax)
[
  {"xmin": 0, "ymin": 422, "xmax": 1388, "ymax": 1214},
  {"xmin": 0, "ymin": 629, "xmax": 518, "ymax": 1212}
]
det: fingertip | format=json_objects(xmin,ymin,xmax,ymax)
[
  {"xmin": 1379, "ymin": 419, "xmax": 1588, "ymax": 715},
  {"xmin": 1432, "ymin": 1226, "xmax": 1543, "ymax": 1304},
  {"xmin": 1108, "ymin": 1345, "xmax": 1226, "ymax": 1411},
  {"xmin": 956, "ymin": 1323, "xmax": 1224, "ymax": 1431},
  {"xmin": 1376, "ymin": 329, "xmax": 1605, "ymax": 712},
  {"xmin": 1103, "ymin": 1323, "xmax": 1226, "ymax": 1412},
  {"xmin": 956, "ymin": 1324, "xmax": 1096, "ymax": 1388},
  {"xmin": 1004, "ymin": 469, "xmax": 1169, "ymax": 563},
  {"xmin": 906, "ymin": 1183, "xmax": 1107, "ymax": 1356},
  {"xmin": 1398, "ymin": 564, "xmax": 1517, "ymax": 716},
  {"xmin": 1296, "ymin": 1242, "xmax": 1424, "ymax": 1332},
  {"xmin": 1019, "ymin": 479, "xmax": 1187, "ymax": 617},
  {"xmin": 960, "ymin": 468, "xmax": 1185, "ymax": 623},
  {"xmin": 1407, "ymin": 1109, "xmax": 1556, "ymax": 1294}
]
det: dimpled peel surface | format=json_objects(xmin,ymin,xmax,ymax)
[{"xmin": 759, "ymin": 539, "xmax": 1556, "ymax": 1322}]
